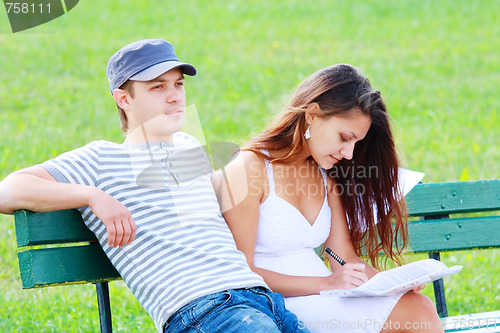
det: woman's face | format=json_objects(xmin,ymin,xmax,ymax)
[{"xmin": 305, "ymin": 108, "xmax": 371, "ymax": 169}]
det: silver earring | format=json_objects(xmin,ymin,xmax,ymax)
[{"xmin": 304, "ymin": 125, "xmax": 311, "ymax": 139}]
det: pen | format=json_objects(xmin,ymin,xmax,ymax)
[{"xmin": 325, "ymin": 247, "xmax": 346, "ymax": 266}]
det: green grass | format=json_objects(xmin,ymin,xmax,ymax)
[{"xmin": 0, "ymin": 0, "xmax": 499, "ymax": 331}]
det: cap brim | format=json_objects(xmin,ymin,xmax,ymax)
[{"xmin": 130, "ymin": 61, "xmax": 197, "ymax": 81}]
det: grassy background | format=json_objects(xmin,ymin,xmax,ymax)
[{"xmin": 0, "ymin": 0, "xmax": 499, "ymax": 331}]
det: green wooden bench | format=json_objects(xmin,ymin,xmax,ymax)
[
  {"xmin": 14, "ymin": 209, "xmax": 120, "ymax": 333},
  {"xmin": 405, "ymin": 179, "xmax": 500, "ymax": 332},
  {"xmin": 13, "ymin": 179, "xmax": 500, "ymax": 332}
]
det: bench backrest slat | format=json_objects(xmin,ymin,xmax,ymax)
[
  {"xmin": 14, "ymin": 210, "xmax": 96, "ymax": 246},
  {"xmin": 405, "ymin": 180, "xmax": 500, "ymax": 254},
  {"xmin": 14, "ymin": 209, "xmax": 120, "ymax": 289},
  {"xmin": 406, "ymin": 180, "xmax": 500, "ymax": 216},
  {"xmin": 18, "ymin": 244, "xmax": 121, "ymax": 288},
  {"xmin": 407, "ymin": 216, "xmax": 500, "ymax": 253}
]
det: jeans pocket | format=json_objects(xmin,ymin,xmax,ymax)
[
  {"xmin": 249, "ymin": 288, "xmax": 290, "ymax": 326},
  {"xmin": 185, "ymin": 291, "xmax": 232, "ymax": 327}
]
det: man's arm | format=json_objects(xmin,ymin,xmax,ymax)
[{"xmin": 0, "ymin": 166, "xmax": 136, "ymax": 247}]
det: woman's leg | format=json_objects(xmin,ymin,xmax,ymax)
[{"xmin": 382, "ymin": 293, "xmax": 444, "ymax": 333}]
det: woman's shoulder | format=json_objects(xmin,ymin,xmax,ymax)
[
  {"xmin": 232, "ymin": 149, "xmax": 266, "ymax": 167},
  {"xmin": 216, "ymin": 149, "xmax": 268, "ymax": 204},
  {"xmin": 224, "ymin": 149, "xmax": 267, "ymax": 181}
]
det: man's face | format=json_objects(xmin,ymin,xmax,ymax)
[{"xmin": 127, "ymin": 68, "xmax": 186, "ymax": 142}]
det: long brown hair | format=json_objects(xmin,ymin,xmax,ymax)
[{"xmin": 244, "ymin": 64, "xmax": 407, "ymax": 269}]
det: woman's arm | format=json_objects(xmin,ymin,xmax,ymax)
[
  {"xmin": 324, "ymin": 178, "xmax": 379, "ymax": 278},
  {"xmin": 0, "ymin": 166, "xmax": 136, "ymax": 247},
  {"xmin": 218, "ymin": 152, "xmax": 367, "ymax": 297}
]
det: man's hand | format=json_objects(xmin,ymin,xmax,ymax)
[{"xmin": 88, "ymin": 188, "xmax": 137, "ymax": 248}]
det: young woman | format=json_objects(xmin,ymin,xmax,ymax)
[{"xmin": 217, "ymin": 64, "xmax": 443, "ymax": 332}]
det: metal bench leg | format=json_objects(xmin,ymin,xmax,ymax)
[
  {"xmin": 429, "ymin": 252, "xmax": 448, "ymax": 318},
  {"xmin": 95, "ymin": 282, "xmax": 113, "ymax": 333},
  {"xmin": 424, "ymin": 214, "xmax": 450, "ymax": 318}
]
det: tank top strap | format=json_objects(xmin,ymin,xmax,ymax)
[
  {"xmin": 319, "ymin": 166, "xmax": 328, "ymax": 191},
  {"xmin": 260, "ymin": 150, "xmax": 275, "ymax": 195}
]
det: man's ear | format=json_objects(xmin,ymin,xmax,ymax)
[
  {"xmin": 305, "ymin": 102, "xmax": 320, "ymax": 124},
  {"xmin": 113, "ymin": 88, "xmax": 131, "ymax": 111}
]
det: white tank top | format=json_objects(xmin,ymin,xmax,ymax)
[{"xmin": 254, "ymin": 152, "xmax": 332, "ymax": 256}]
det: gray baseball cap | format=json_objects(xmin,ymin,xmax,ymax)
[{"xmin": 106, "ymin": 39, "xmax": 197, "ymax": 93}]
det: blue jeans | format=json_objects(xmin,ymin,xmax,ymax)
[{"xmin": 164, "ymin": 287, "xmax": 310, "ymax": 332}]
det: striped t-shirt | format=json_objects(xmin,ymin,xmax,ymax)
[{"xmin": 41, "ymin": 132, "xmax": 266, "ymax": 332}]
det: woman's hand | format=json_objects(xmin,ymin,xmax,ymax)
[
  {"xmin": 409, "ymin": 284, "xmax": 426, "ymax": 293},
  {"xmin": 320, "ymin": 263, "xmax": 368, "ymax": 291}
]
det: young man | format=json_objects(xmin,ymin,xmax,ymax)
[{"xmin": 0, "ymin": 39, "xmax": 308, "ymax": 333}]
